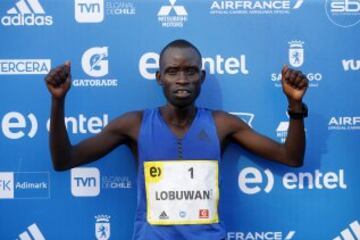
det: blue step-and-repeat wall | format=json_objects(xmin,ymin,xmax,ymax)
[{"xmin": 0, "ymin": 0, "xmax": 359, "ymax": 239}]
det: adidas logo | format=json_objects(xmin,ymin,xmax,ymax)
[
  {"xmin": 1, "ymin": 0, "xmax": 53, "ymax": 26},
  {"xmin": 17, "ymin": 223, "xmax": 45, "ymax": 240},
  {"xmin": 333, "ymin": 220, "xmax": 360, "ymax": 240},
  {"xmin": 159, "ymin": 210, "xmax": 169, "ymax": 220},
  {"xmin": 198, "ymin": 129, "xmax": 210, "ymax": 142},
  {"xmin": 158, "ymin": 0, "xmax": 187, "ymax": 16}
]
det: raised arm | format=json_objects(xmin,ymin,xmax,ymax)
[
  {"xmin": 215, "ymin": 65, "xmax": 308, "ymax": 167},
  {"xmin": 45, "ymin": 62, "xmax": 141, "ymax": 171}
]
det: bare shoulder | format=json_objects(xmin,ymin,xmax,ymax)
[
  {"xmin": 104, "ymin": 110, "xmax": 143, "ymax": 140},
  {"xmin": 211, "ymin": 110, "xmax": 250, "ymax": 141}
]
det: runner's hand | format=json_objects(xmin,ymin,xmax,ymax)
[{"xmin": 45, "ymin": 61, "xmax": 71, "ymax": 99}]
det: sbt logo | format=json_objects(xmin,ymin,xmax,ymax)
[
  {"xmin": 1, "ymin": 112, "xmax": 38, "ymax": 139},
  {"xmin": 330, "ymin": 0, "xmax": 360, "ymax": 13},
  {"xmin": 238, "ymin": 167, "xmax": 347, "ymax": 194},
  {"xmin": 47, "ymin": 114, "xmax": 109, "ymax": 134},
  {"xmin": 1, "ymin": 0, "xmax": 53, "ymax": 26},
  {"xmin": 75, "ymin": 0, "xmax": 104, "ymax": 23},
  {"xmin": 71, "ymin": 167, "xmax": 100, "ymax": 197},
  {"xmin": 139, "ymin": 52, "xmax": 249, "ymax": 80}
]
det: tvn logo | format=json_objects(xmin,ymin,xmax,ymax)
[
  {"xmin": 333, "ymin": 220, "xmax": 360, "ymax": 240},
  {"xmin": 75, "ymin": 0, "xmax": 104, "ymax": 23},
  {"xmin": 71, "ymin": 167, "xmax": 100, "ymax": 197},
  {"xmin": 1, "ymin": 0, "xmax": 53, "ymax": 26},
  {"xmin": 17, "ymin": 223, "xmax": 45, "ymax": 240}
]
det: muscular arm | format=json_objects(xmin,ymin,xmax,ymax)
[
  {"xmin": 46, "ymin": 62, "xmax": 141, "ymax": 171},
  {"xmin": 215, "ymin": 110, "xmax": 305, "ymax": 167},
  {"xmin": 215, "ymin": 65, "xmax": 308, "ymax": 167}
]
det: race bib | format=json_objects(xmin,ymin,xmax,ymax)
[{"xmin": 144, "ymin": 160, "xmax": 219, "ymax": 225}]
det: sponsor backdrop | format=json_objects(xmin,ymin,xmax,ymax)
[{"xmin": 0, "ymin": 0, "xmax": 359, "ymax": 239}]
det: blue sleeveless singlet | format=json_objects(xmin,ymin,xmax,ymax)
[{"xmin": 132, "ymin": 107, "xmax": 226, "ymax": 240}]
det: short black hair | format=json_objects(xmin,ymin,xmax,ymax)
[{"xmin": 159, "ymin": 39, "xmax": 202, "ymax": 68}]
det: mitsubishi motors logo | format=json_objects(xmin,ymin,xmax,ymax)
[
  {"xmin": 158, "ymin": 0, "xmax": 188, "ymax": 28},
  {"xmin": 1, "ymin": 0, "xmax": 53, "ymax": 26}
]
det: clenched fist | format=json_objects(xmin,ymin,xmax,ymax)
[
  {"xmin": 281, "ymin": 65, "xmax": 308, "ymax": 103},
  {"xmin": 45, "ymin": 61, "xmax": 71, "ymax": 99}
]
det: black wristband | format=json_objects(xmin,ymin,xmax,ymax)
[{"xmin": 288, "ymin": 103, "xmax": 308, "ymax": 119}]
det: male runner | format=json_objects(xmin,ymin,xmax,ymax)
[{"xmin": 45, "ymin": 39, "xmax": 308, "ymax": 240}]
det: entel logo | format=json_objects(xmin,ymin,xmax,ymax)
[
  {"xmin": 1, "ymin": 112, "xmax": 37, "ymax": 139},
  {"xmin": 239, "ymin": 167, "xmax": 274, "ymax": 194},
  {"xmin": 71, "ymin": 167, "xmax": 100, "ymax": 197},
  {"xmin": 139, "ymin": 52, "xmax": 249, "ymax": 80},
  {"xmin": 238, "ymin": 167, "xmax": 347, "ymax": 194}
]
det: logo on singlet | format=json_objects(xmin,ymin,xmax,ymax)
[{"xmin": 159, "ymin": 211, "xmax": 169, "ymax": 220}]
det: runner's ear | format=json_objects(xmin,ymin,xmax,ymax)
[{"xmin": 156, "ymin": 71, "xmax": 163, "ymax": 86}]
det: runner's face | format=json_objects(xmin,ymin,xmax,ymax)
[{"xmin": 157, "ymin": 47, "xmax": 205, "ymax": 108}]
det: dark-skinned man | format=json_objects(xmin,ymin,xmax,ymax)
[{"xmin": 45, "ymin": 39, "xmax": 308, "ymax": 240}]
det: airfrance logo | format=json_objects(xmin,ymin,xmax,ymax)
[
  {"xmin": 227, "ymin": 230, "xmax": 296, "ymax": 240},
  {"xmin": 139, "ymin": 52, "xmax": 249, "ymax": 80},
  {"xmin": 325, "ymin": 0, "xmax": 360, "ymax": 27},
  {"xmin": 17, "ymin": 223, "xmax": 45, "ymax": 240},
  {"xmin": 95, "ymin": 215, "xmax": 111, "ymax": 240},
  {"xmin": 74, "ymin": 47, "xmax": 118, "ymax": 87},
  {"xmin": 333, "ymin": 220, "xmax": 360, "ymax": 240},
  {"xmin": 271, "ymin": 40, "xmax": 323, "ymax": 88},
  {"xmin": 342, "ymin": 59, "xmax": 360, "ymax": 71},
  {"xmin": 328, "ymin": 116, "xmax": 360, "ymax": 130},
  {"xmin": 71, "ymin": 167, "xmax": 100, "ymax": 197},
  {"xmin": 1, "ymin": 112, "xmax": 38, "ymax": 140},
  {"xmin": 0, "ymin": 172, "xmax": 50, "ymax": 199},
  {"xmin": 158, "ymin": 0, "xmax": 188, "ymax": 28},
  {"xmin": 210, "ymin": 0, "xmax": 304, "ymax": 15},
  {"xmin": 1, "ymin": 0, "xmax": 53, "ymax": 26},
  {"xmin": 75, "ymin": 0, "xmax": 104, "ymax": 23},
  {"xmin": 0, "ymin": 59, "xmax": 51, "ymax": 75},
  {"xmin": 238, "ymin": 167, "xmax": 347, "ymax": 195}
]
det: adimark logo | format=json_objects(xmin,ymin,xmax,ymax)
[
  {"xmin": 333, "ymin": 220, "xmax": 360, "ymax": 240},
  {"xmin": 0, "ymin": 172, "xmax": 50, "ymax": 199},
  {"xmin": 17, "ymin": 223, "xmax": 45, "ymax": 240},
  {"xmin": 342, "ymin": 59, "xmax": 360, "ymax": 71},
  {"xmin": 158, "ymin": 0, "xmax": 188, "ymax": 28},
  {"xmin": 271, "ymin": 40, "xmax": 323, "ymax": 88},
  {"xmin": 1, "ymin": 0, "xmax": 53, "ymax": 26},
  {"xmin": 73, "ymin": 47, "xmax": 118, "ymax": 87},
  {"xmin": 210, "ymin": 0, "xmax": 304, "ymax": 15},
  {"xmin": 238, "ymin": 167, "xmax": 347, "ymax": 195},
  {"xmin": 325, "ymin": 0, "xmax": 360, "ymax": 27},
  {"xmin": 139, "ymin": 52, "xmax": 249, "ymax": 80}
]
